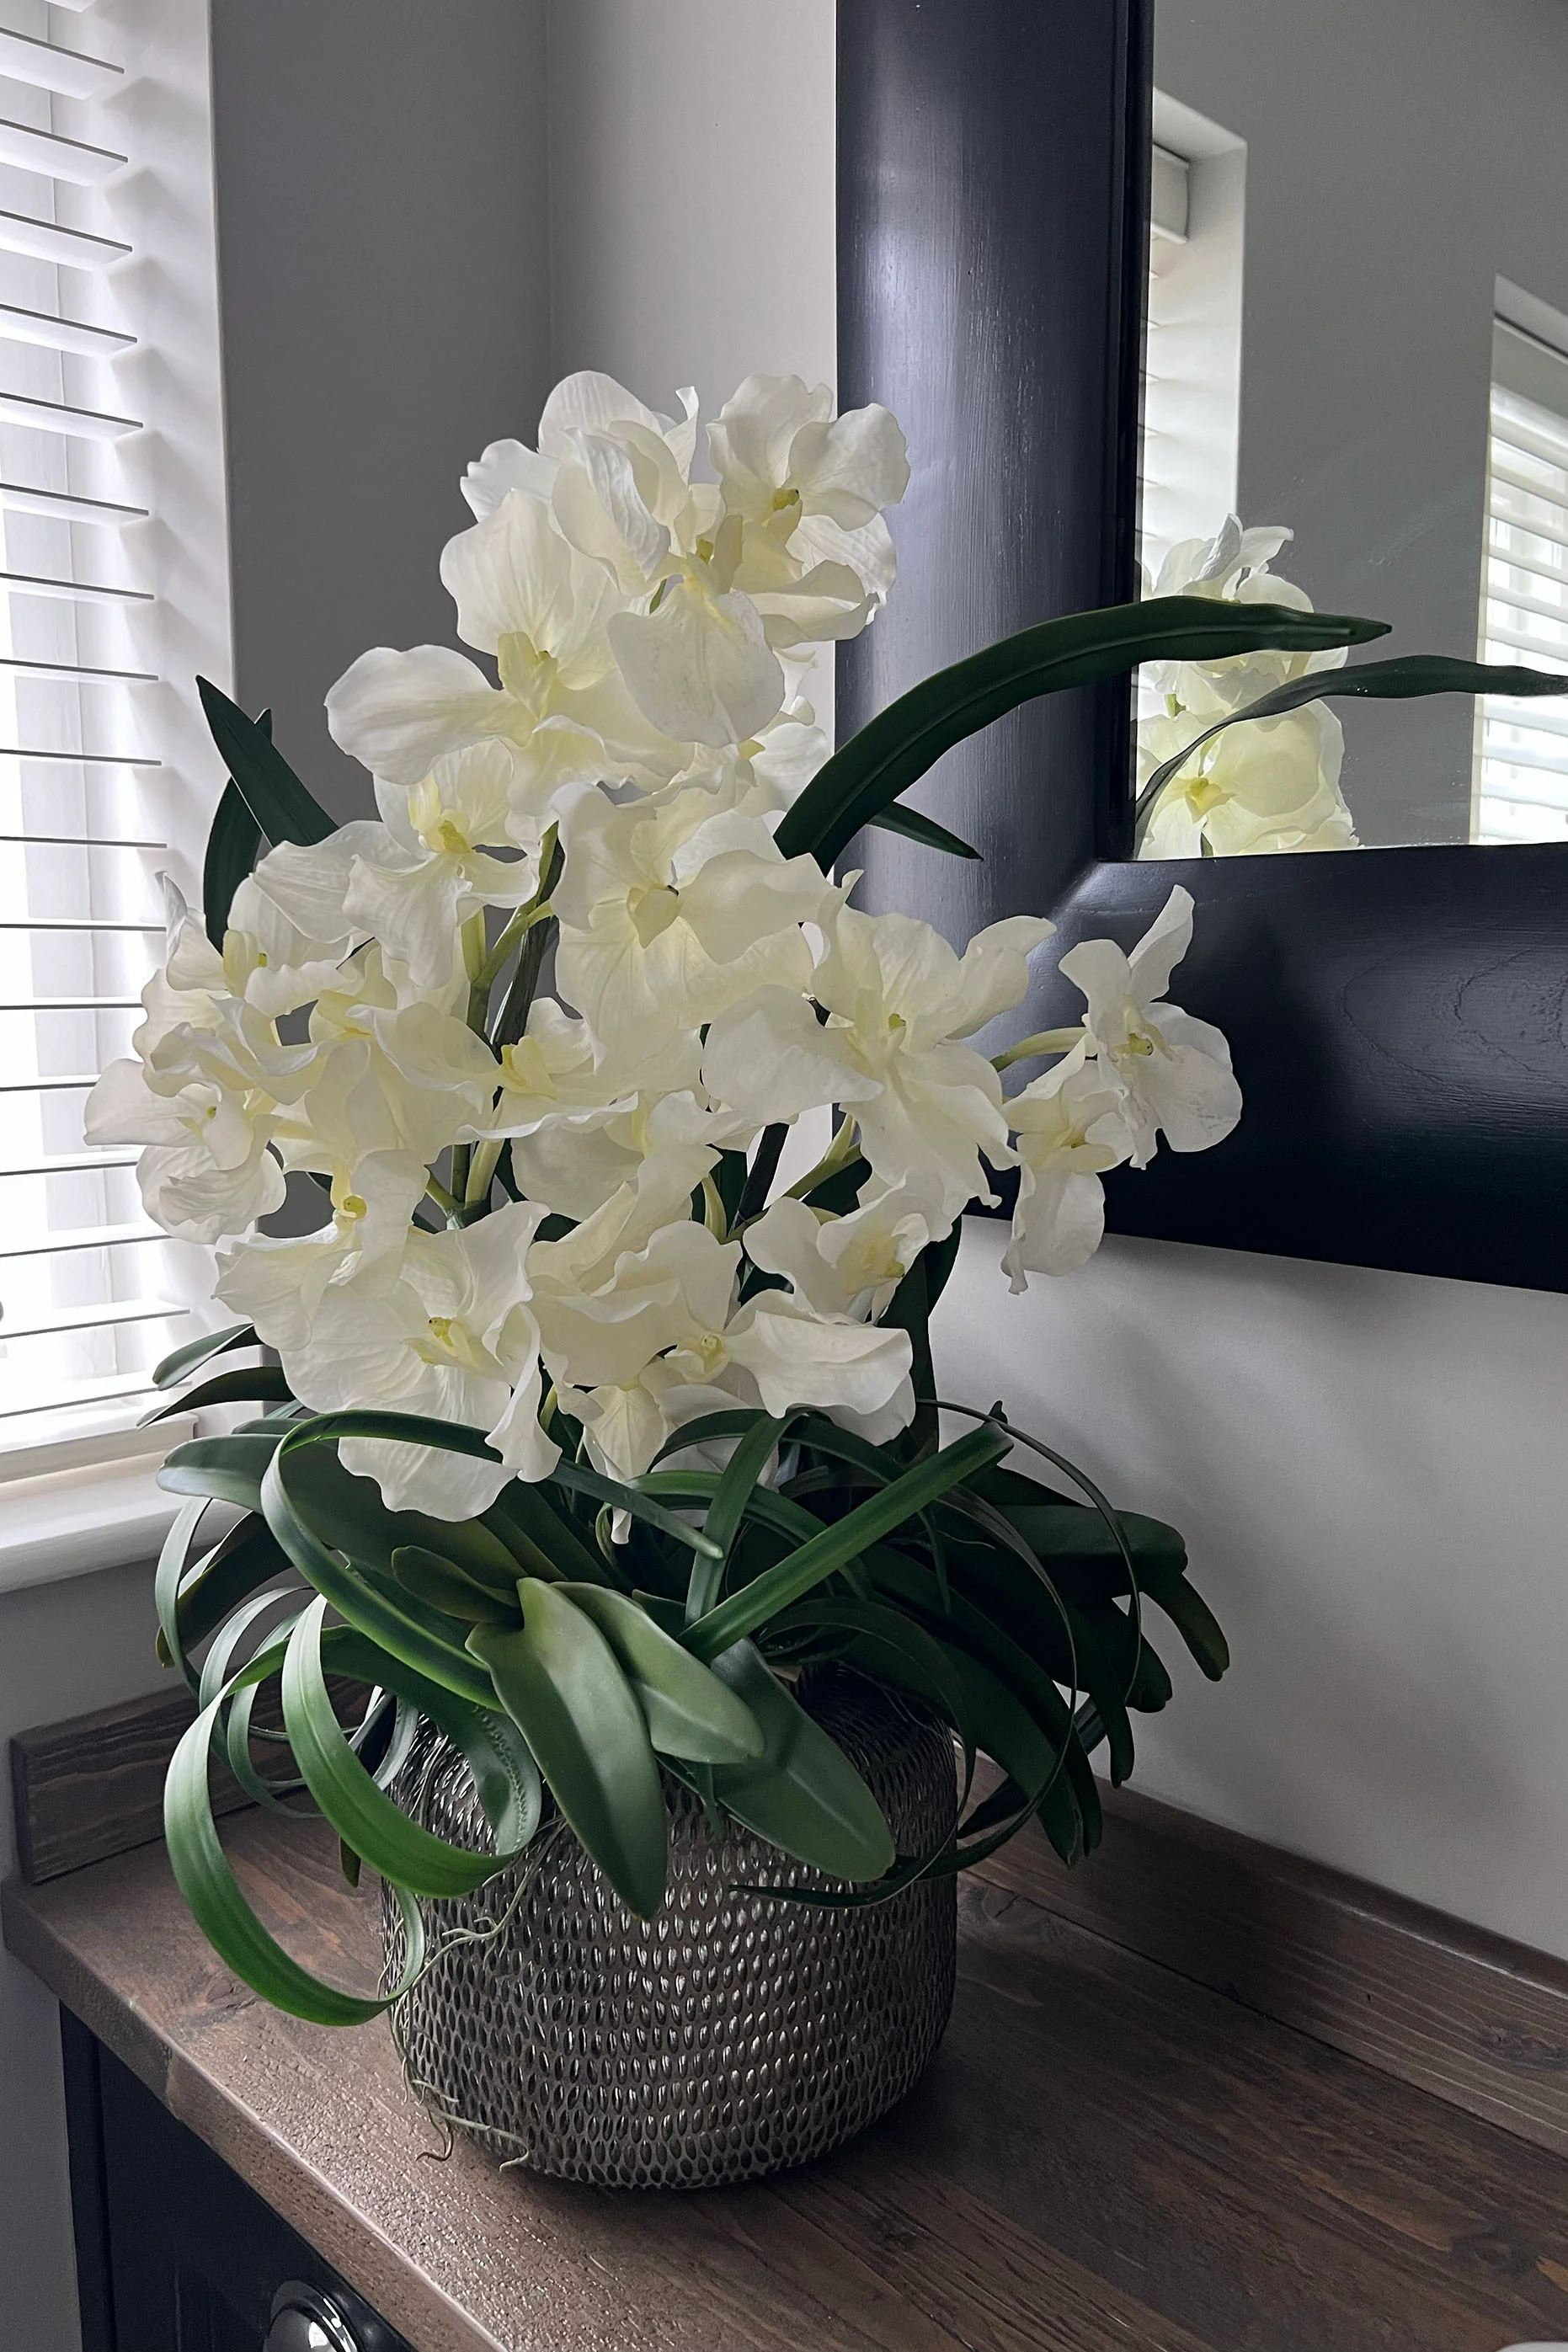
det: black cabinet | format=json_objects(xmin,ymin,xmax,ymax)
[{"xmin": 61, "ymin": 2013, "xmax": 413, "ymax": 2352}]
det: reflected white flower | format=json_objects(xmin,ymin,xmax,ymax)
[{"xmin": 1138, "ymin": 514, "xmax": 1359, "ymax": 859}]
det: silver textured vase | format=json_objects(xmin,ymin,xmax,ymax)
[{"xmin": 382, "ymin": 1667, "xmax": 957, "ymax": 2188}]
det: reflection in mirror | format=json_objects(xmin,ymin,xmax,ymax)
[{"xmin": 1138, "ymin": 2, "xmax": 1568, "ymax": 855}]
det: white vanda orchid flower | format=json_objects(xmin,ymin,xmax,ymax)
[
  {"xmin": 669, "ymin": 693, "xmax": 830, "ymax": 820},
  {"xmin": 606, "ymin": 511, "xmax": 787, "ymax": 749},
  {"xmin": 86, "ymin": 948, "xmax": 320, "ymax": 1242},
  {"xmin": 277, "ymin": 958, "xmax": 500, "ymax": 1173},
  {"xmin": 552, "ymin": 783, "xmax": 826, "ymax": 1054},
  {"xmin": 1058, "ymin": 887, "xmax": 1242, "ymax": 1168},
  {"xmin": 467, "ymin": 1002, "xmax": 733, "ymax": 1219},
  {"xmin": 213, "ymin": 1150, "xmax": 431, "ymax": 1351},
  {"xmin": 151, "ymin": 861, "xmax": 365, "ymax": 1027},
  {"xmin": 467, "ymin": 372, "xmax": 778, "ymax": 755},
  {"xmin": 703, "ymin": 904, "xmax": 1053, "ymax": 1223},
  {"xmin": 534, "ymin": 1184, "xmax": 913, "ymax": 1480},
  {"xmin": 707, "ymin": 374, "xmax": 909, "ymax": 642},
  {"xmin": 1000, "ymin": 1042, "xmax": 1137, "ymax": 1291},
  {"xmin": 342, "ymin": 742, "xmax": 543, "ymax": 990},
  {"xmin": 743, "ymin": 1183, "xmax": 943, "ymax": 1320},
  {"xmin": 325, "ymin": 486, "xmax": 680, "ymax": 808},
  {"xmin": 279, "ymin": 1199, "xmax": 557, "ymax": 1517}
]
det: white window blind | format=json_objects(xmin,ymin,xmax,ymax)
[
  {"xmin": 1475, "ymin": 316, "xmax": 1568, "ymax": 844},
  {"xmin": 0, "ymin": 0, "xmax": 209, "ymax": 1462}
]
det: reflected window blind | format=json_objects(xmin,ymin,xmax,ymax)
[
  {"xmin": 1139, "ymin": 141, "xmax": 1191, "ymax": 584},
  {"xmin": 0, "ymin": 0, "xmax": 184, "ymax": 1455},
  {"xmin": 1476, "ymin": 317, "xmax": 1568, "ymax": 843}
]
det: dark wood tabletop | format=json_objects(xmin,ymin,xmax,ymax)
[{"xmin": 7, "ymin": 1808, "xmax": 1568, "ymax": 2352}]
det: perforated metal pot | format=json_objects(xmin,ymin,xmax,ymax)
[{"xmin": 382, "ymin": 1667, "xmax": 957, "ymax": 2188}]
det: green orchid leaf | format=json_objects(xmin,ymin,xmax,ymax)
[
  {"xmin": 867, "ymin": 801, "xmax": 981, "ymax": 859},
  {"xmin": 486, "ymin": 1478, "xmax": 609, "ymax": 1586},
  {"xmin": 776, "ymin": 1597, "xmax": 978, "ymax": 1811},
  {"xmin": 703, "ymin": 1642, "xmax": 895, "ymax": 1881},
  {"xmin": 277, "ymin": 1425, "xmax": 533, "ymax": 1592},
  {"xmin": 281, "ymin": 1597, "xmax": 531, "ymax": 1898},
  {"xmin": 552, "ymin": 1458, "xmax": 724, "ymax": 1560},
  {"xmin": 164, "ymin": 1687, "xmax": 424, "ymax": 2026},
  {"xmin": 159, "ymin": 1431, "xmax": 284, "ymax": 1512},
  {"xmin": 557, "ymin": 1583, "xmax": 765, "ymax": 1763},
  {"xmin": 153, "ymin": 1498, "xmax": 214, "ymax": 1688},
  {"xmin": 392, "ymin": 1544, "xmax": 521, "ymax": 1625},
  {"xmin": 684, "ymin": 1423, "xmax": 1010, "ymax": 1661},
  {"xmin": 202, "ymin": 704, "xmax": 270, "ymax": 944},
  {"xmin": 469, "ymin": 1581, "xmax": 668, "ymax": 1918},
  {"xmin": 155, "ymin": 1508, "xmax": 295, "ymax": 1680},
  {"xmin": 262, "ymin": 1433, "xmax": 498, "ymax": 1707},
  {"xmin": 1137, "ymin": 651, "xmax": 1568, "ymax": 824},
  {"xmin": 203, "ymin": 777, "xmax": 265, "ymax": 947},
  {"xmin": 141, "ymin": 1364, "xmax": 293, "ymax": 1424},
  {"xmin": 153, "ymin": 1321, "xmax": 258, "ymax": 1390},
  {"xmin": 196, "ymin": 676, "xmax": 335, "ymax": 847},
  {"xmin": 776, "ymin": 595, "xmax": 1389, "ymax": 869},
  {"xmin": 687, "ymin": 1411, "xmax": 794, "ymax": 1622}
]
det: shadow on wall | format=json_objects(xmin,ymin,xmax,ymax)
[{"xmin": 932, "ymin": 1219, "xmax": 1568, "ymax": 1956}]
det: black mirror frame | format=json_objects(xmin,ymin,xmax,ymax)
[{"xmin": 837, "ymin": 0, "xmax": 1568, "ymax": 1293}]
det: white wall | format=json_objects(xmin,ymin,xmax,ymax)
[
  {"xmin": 554, "ymin": 0, "xmax": 1568, "ymax": 1961},
  {"xmin": 936, "ymin": 1227, "xmax": 1568, "ymax": 1957}
]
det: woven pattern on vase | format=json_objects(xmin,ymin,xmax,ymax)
[{"xmin": 382, "ymin": 1667, "xmax": 957, "ymax": 2187}]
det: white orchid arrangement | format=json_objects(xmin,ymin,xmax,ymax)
[{"xmin": 99, "ymin": 369, "xmax": 1551, "ymax": 2026}]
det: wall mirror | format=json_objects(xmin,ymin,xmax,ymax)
[
  {"xmin": 1139, "ymin": 1, "xmax": 1568, "ymax": 858},
  {"xmin": 837, "ymin": 0, "xmax": 1568, "ymax": 1294}
]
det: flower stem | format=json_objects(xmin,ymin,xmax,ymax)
[
  {"xmin": 779, "ymin": 1113, "xmax": 859, "ymax": 1206},
  {"xmin": 465, "ymin": 1136, "xmax": 504, "ymax": 1206},
  {"xmin": 701, "ymin": 1174, "xmax": 728, "ymax": 1237},
  {"xmin": 992, "ymin": 1024, "xmax": 1084, "ymax": 1072},
  {"xmin": 465, "ymin": 824, "xmax": 560, "ymax": 1035}
]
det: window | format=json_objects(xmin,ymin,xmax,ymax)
[
  {"xmin": 1475, "ymin": 309, "xmax": 1568, "ymax": 843},
  {"xmin": 1139, "ymin": 96, "xmax": 1245, "ymax": 585},
  {"xmin": 0, "ymin": 0, "xmax": 228, "ymax": 1469}
]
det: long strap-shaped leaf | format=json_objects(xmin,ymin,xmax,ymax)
[
  {"xmin": 197, "ymin": 676, "xmax": 335, "ymax": 846},
  {"xmin": 281, "ymin": 1597, "xmax": 540, "ymax": 1898},
  {"xmin": 775, "ymin": 596, "xmax": 1389, "ymax": 869},
  {"xmin": 165, "ymin": 1659, "xmax": 426, "ymax": 2028},
  {"xmin": 1136, "ymin": 652, "xmax": 1568, "ymax": 825},
  {"xmin": 469, "ymin": 1580, "xmax": 668, "ymax": 1917},
  {"xmin": 202, "ymin": 704, "xmax": 270, "ymax": 942},
  {"xmin": 686, "ymin": 1411, "xmax": 793, "ymax": 1624},
  {"xmin": 683, "ymin": 1423, "xmax": 1009, "ymax": 1661},
  {"xmin": 261, "ymin": 1427, "xmax": 499, "ymax": 1707}
]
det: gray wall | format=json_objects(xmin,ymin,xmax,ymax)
[
  {"xmin": 1156, "ymin": 0, "xmax": 1568, "ymax": 844},
  {"xmin": 211, "ymin": 0, "xmax": 553, "ymax": 820}
]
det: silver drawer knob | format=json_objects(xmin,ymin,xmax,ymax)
[{"xmin": 264, "ymin": 2282, "xmax": 364, "ymax": 2352}]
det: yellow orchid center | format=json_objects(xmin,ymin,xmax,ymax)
[
  {"xmin": 408, "ymin": 775, "xmax": 475, "ymax": 858},
  {"xmin": 1185, "ymin": 771, "xmax": 1229, "ymax": 819},
  {"xmin": 629, "ymin": 883, "xmax": 681, "ymax": 947},
  {"xmin": 768, "ymin": 484, "xmax": 802, "ymax": 515}
]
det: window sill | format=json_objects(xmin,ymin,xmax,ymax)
[{"xmin": 0, "ymin": 1453, "xmax": 225, "ymax": 1597}]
